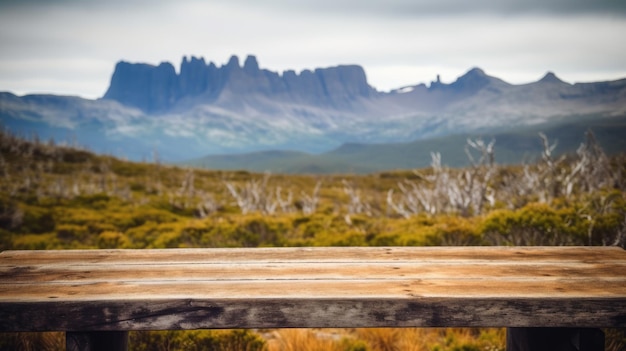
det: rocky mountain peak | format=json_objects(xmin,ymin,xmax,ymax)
[
  {"xmin": 448, "ymin": 67, "xmax": 491, "ymax": 93},
  {"xmin": 539, "ymin": 71, "xmax": 567, "ymax": 84},
  {"xmin": 465, "ymin": 67, "xmax": 487, "ymax": 76},
  {"xmin": 102, "ymin": 55, "xmax": 376, "ymax": 113},
  {"xmin": 243, "ymin": 55, "xmax": 260, "ymax": 73},
  {"xmin": 179, "ymin": 56, "xmax": 211, "ymax": 97},
  {"xmin": 226, "ymin": 55, "xmax": 241, "ymax": 69},
  {"xmin": 182, "ymin": 56, "xmax": 206, "ymax": 66},
  {"xmin": 103, "ymin": 61, "xmax": 178, "ymax": 113}
]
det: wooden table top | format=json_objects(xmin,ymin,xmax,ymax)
[{"xmin": 1, "ymin": 246, "xmax": 625, "ymax": 331}]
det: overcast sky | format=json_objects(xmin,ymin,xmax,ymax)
[{"xmin": 1, "ymin": 0, "xmax": 625, "ymax": 99}]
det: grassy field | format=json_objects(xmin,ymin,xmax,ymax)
[{"xmin": 1, "ymin": 128, "xmax": 625, "ymax": 350}]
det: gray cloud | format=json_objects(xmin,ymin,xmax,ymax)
[
  {"xmin": 0, "ymin": 0, "xmax": 625, "ymax": 98},
  {"xmin": 2, "ymin": 0, "xmax": 625, "ymax": 16},
  {"xmin": 228, "ymin": 0, "xmax": 626, "ymax": 17}
]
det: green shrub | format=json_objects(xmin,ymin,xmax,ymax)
[
  {"xmin": 129, "ymin": 330, "xmax": 265, "ymax": 351},
  {"xmin": 56, "ymin": 224, "xmax": 89, "ymax": 242},
  {"xmin": 231, "ymin": 216, "xmax": 289, "ymax": 247},
  {"xmin": 109, "ymin": 208, "xmax": 180, "ymax": 231},
  {"xmin": 18, "ymin": 205, "xmax": 55, "ymax": 234},
  {"xmin": 70, "ymin": 194, "xmax": 113, "ymax": 210},
  {"xmin": 0, "ymin": 196, "xmax": 21, "ymax": 231},
  {"xmin": 341, "ymin": 338, "xmax": 369, "ymax": 351},
  {"xmin": 481, "ymin": 203, "xmax": 586, "ymax": 246},
  {"xmin": 12, "ymin": 233, "xmax": 59, "ymax": 250},
  {"xmin": 126, "ymin": 221, "xmax": 174, "ymax": 248},
  {"xmin": 429, "ymin": 329, "xmax": 504, "ymax": 351},
  {"xmin": 97, "ymin": 231, "xmax": 131, "ymax": 249},
  {"xmin": 424, "ymin": 216, "xmax": 482, "ymax": 246},
  {"xmin": 367, "ymin": 233, "xmax": 401, "ymax": 246},
  {"xmin": 0, "ymin": 228, "xmax": 13, "ymax": 251},
  {"xmin": 151, "ymin": 230, "xmax": 183, "ymax": 248}
]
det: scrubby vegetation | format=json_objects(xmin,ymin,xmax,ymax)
[
  {"xmin": 1, "ymin": 128, "xmax": 624, "ymax": 251},
  {"xmin": 1, "ymin": 128, "xmax": 625, "ymax": 350}
]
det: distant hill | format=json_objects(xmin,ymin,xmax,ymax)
[
  {"xmin": 185, "ymin": 114, "xmax": 626, "ymax": 173},
  {"xmin": 2, "ymin": 54, "xmax": 626, "ymax": 166}
]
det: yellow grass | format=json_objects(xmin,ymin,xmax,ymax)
[{"xmin": 264, "ymin": 328, "xmax": 506, "ymax": 351}]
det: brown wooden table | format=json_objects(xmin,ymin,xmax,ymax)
[{"xmin": 1, "ymin": 246, "xmax": 625, "ymax": 351}]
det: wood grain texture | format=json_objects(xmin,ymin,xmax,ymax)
[{"xmin": 1, "ymin": 246, "xmax": 625, "ymax": 331}]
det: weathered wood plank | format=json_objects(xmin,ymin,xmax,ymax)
[
  {"xmin": 0, "ymin": 247, "xmax": 624, "ymax": 332},
  {"xmin": 1, "ymin": 298, "xmax": 624, "ymax": 331},
  {"xmin": 2, "ymin": 278, "xmax": 626, "ymax": 300},
  {"xmin": 2, "ymin": 246, "xmax": 624, "ymax": 264},
  {"xmin": 2, "ymin": 261, "xmax": 624, "ymax": 284}
]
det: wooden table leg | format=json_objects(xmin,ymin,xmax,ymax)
[
  {"xmin": 507, "ymin": 328, "xmax": 604, "ymax": 351},
  {"xmin": 66, "ymin": 331, "xmax": 128, "ymax": 351}
]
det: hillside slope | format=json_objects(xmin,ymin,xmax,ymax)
[{"xmin": 187, "ymin": 114, "xmax": 626, "ymax": 173}]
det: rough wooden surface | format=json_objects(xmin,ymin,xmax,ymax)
[{"xmin": 1, "ymin": 246, "xmax": 625, "ymax": 331}]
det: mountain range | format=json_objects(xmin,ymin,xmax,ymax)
[{"xmin": 1, "ymin": 54, "xmax": 626, "ymax": 172}]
